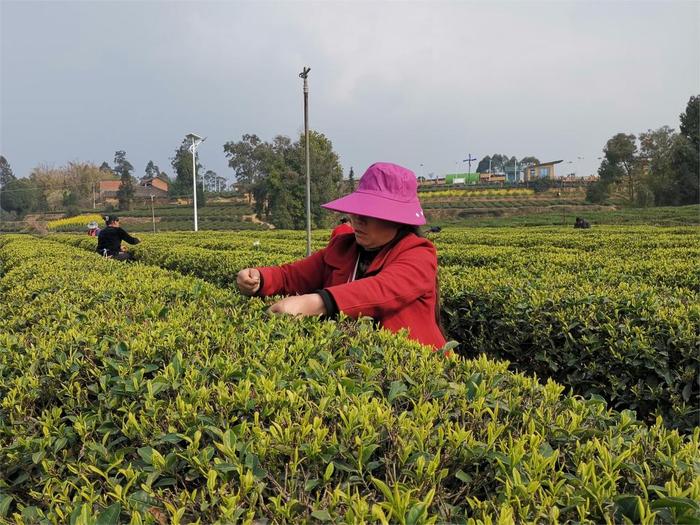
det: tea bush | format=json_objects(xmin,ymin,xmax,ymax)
[
  {"xmin": 1, "ymin": 235, "xmax": 699, "ymax": 524},
  {"xmin": 56, "ymin": 226, "xmax": 700, "ymax": 430}
]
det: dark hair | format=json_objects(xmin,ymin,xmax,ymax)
[
  {"xmin": 104, "ymin": 215, "xmax": 119, "ymax": 225},
  {"xmin": 339, "ymin": 217, "xmax": 349, "ymax": 224}
]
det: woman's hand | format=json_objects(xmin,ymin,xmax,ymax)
[
  {"xmin": 268, "ymin": 294, "xmax": 327, "ymax": 316},
  {"xmin": 237, "ymin": 268, "xmax": 261, "ymax": 296}
]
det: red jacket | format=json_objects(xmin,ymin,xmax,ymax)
[
  {"xmin": 257, "ymin": 233, "xmax": 446, "ymax": 349},
  {"xmin": 330, "ymin": 222, "xmax": 354, "ymax": 238}
]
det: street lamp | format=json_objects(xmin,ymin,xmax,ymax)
[
  {"xmin": 186, "ymin": 132, "xmax": 206, "ymax": 232},
  {"xmin": 299, "ymin": 66, "xmax": 311, "ymax": 257}
]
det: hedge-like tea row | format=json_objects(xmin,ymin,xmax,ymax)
[
  {"xmin": 437, "ymin": 227, "xmax": 699, "ymax": 432},
  {"xmin": 1, "ymin": 235, "xmax": 699, "ymax": 524},
  {"xmin": 55, "ymin": 226, "xmax": 700, "ymax": 430},
  {"xmin": 46, "ymin": 214, "xmax": 104, "ymax": 232}
]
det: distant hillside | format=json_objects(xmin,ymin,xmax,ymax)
[
  {"xmin": 419, "ymin": 186, "xmax": 612, "ymax": 222},
  {"xmin": 9, "ymin": 198, "xmax": 270, "ymax": 233}
]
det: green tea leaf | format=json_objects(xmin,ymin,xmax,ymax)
[{"xmin": 96, "ymin": 503, "xmax": 121, "ymax": 525}]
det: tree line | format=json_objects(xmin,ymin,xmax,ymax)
[
  {"xmin": 0, "ymin": 137, "xmax": 233, "ymax": 218},
  {"xmin": 475, "ymin": 155, "xmax": 540, "ymax": 174},
  {"xmin": 0, "ymin": 131, "xmax": 345, "ymax": 229},
  {"xmin": 587, "ymin": 95, "xmax": 699, "ymax": 206}
]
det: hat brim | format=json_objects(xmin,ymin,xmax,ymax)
[{"xmin": 322, "ymin": 190, "xmax": 426, "ymax": 226}]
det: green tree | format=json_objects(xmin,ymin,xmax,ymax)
[
  {"xmin": 114, "ymin": 150, "xmax": 135, "ymax": 211},
  {"xmin": 519, "ymin": 156, "xmax": 540, "ymax": 168},
  {"xmin": 679, "ymin": 94, "xmax": 699, "ymax": 147},
  {"xmin": 601, "ymin": 133, "xmax": 640, "ymax": 203},
  {"xmin": 99, "ymin": 161, "xmax": 112, "ymax": 173},
  {"xmin": 0, "ymin": 155, "xmax": 16, "ymax": 187},
  {"xmin": 0, "ymin": 178, "xmax": 37, "ymax": 216},
  {"xmin": 202, "ymin": 170, "xmax": 218, "ymax": 192},
  {"xmin": 586, "ymin": 178, "xmax": 612, "ymax": 204},
  {"xmin": 290, "ymin": 131, "xmax": 343, "ymax": 227},
  {"xmin": 171, "ymin": 138, "xmax": 205, "ymax": 206},
  {"xmin": 476, "ymin": 155, "xmax": 491, "ymax": 173},
  {"xmin": 669, "ymin": 95, "xmax": 700, "ymax": 205},
  {"xmin": 62, "ymin": 190, "xmax": 80, "ymax": 216},
  {"xmin": 144, "ymin": 160, "xmax": 160, "ymax": 179},
  {"xmin": 223, "ymin": 134, "xmax": 272, "ymax": 194},
  {"xmin": 348, "ymin": 166, "xmax": 355, "ymax": 190},
  {"xmin": 639, "ymin": 126, "xmax": 677, "ymax": 205},
  {"xmin": 489, "ymin": 154, "xmax": 510, "ymax": 173},
  {"xmin": 224, "ymin": 131, "xmax": 343, "ymax": 229}
]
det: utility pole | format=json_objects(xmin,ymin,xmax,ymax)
[
  {"xmin": 560, "ymin": 178, "xmax": 565, "ymax": 226},
  {"xmin": 92, "ymin": 182, "xmax": 96, "ymax": 209},
  {"xmin": 150, "ymin": 194, "xmax": 156, "ymax": 233},
  {"xmin": 299, "ymin": 66, "xmax": 311, "ymax": 257},
  {"xmin": 463, "ymin": 154, "xmax": 477, "ymax": 174}
]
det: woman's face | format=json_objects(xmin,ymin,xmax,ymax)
[{"xmin": 349, "ymin": 214, "xmax": 399, "ymax": 249}]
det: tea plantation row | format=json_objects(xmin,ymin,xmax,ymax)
[
  {"xmin": 58, "ymin": 226, "xmax": 700, "ymax": 431},
  {"xmin": 1, "ymin": 235, "xmax": 699, "ymax": 524}
]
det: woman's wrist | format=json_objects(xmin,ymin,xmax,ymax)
[{"xmin": 306, "ymin": 293, "xmax": 327, "ymax": 316}]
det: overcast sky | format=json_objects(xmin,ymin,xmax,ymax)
[{"xmin": 1, "ymin": 0, "xmax": 698, "ymax": 185}]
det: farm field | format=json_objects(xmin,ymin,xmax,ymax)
[
  {"xmin": 437, "ymin": 204, "xmax": 700, "ymax": 228},
  {"xmin": 1, "ymin": 225, "xmax": 699, "ymax": 524},
  {"xmin": 44, "ymin": 202, "xmax": 267, "ymax": 234}
]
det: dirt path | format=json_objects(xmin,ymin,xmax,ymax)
[
  {"xmin": 24, "ymin": 215, "xmax": 48, "ymax": 234},
  {"xmin": 242, "ymin": 214, "xmax": 275, "ymax": 229}
]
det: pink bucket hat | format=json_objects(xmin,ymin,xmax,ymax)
[{"xmin": 322, "ymin": 162, "xmax": 426, "ymax": 225}]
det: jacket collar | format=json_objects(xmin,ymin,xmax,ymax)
[{"xmin": 325, "ymin": 232, "xmax": 427, "ymax": 276}]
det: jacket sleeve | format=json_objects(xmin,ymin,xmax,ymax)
[
  {"xmin": 257, "ymin": 248, "xmax": 328, "ymax": 297},
  {"xmin": 324, "ymin": 244, "xmax": 436, "ymax": 319},
  {"xmin": 119, "ymin": 228, "xmax": 140, "ymax": 245}
]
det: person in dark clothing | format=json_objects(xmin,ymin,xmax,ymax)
[
  {"xmin": 574, "ymin": 217, "xmax": 591, "ymax": 229},
  {"xmin": 96, "ymin": 215, "xmax": 140, "ymax": 261}
]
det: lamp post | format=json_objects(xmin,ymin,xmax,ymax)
[
  {"xmin": 186, "ymin": 132, "xmax": 206, "ymax": 232},
  {"xmin": 299, "ymin": 66, "xmax": 311, "ymax": 257},
  {"xmin": 560, "ymin": 177, "xmax": 565, "ymax": 226}
]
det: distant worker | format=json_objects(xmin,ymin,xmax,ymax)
[
  {"xmin": 574, "ymin": 217, "xmax": 591, "ymax": 229},
  {"xmin": 330, "ymin": 216, "xmax": 354, "ymax": 239},
  {"xmin": 96, "ymin": 215, "xmax": 140, "ymax": 261},
  {"xmin": 236, "ymin": 162, "xmax": 447, "ymax": 350},
  {"xmin": 86, "ymin": 221, "xmax": 100, "ymax": 237}
]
